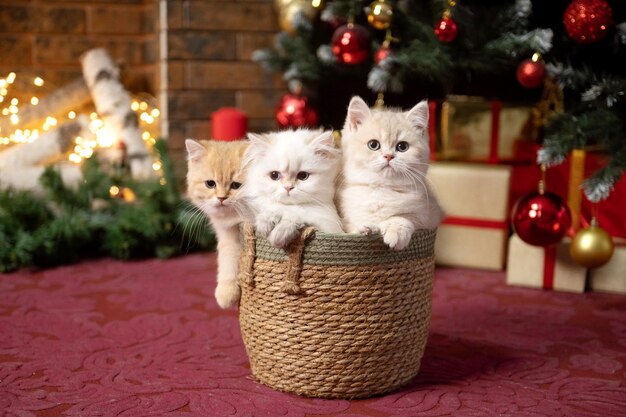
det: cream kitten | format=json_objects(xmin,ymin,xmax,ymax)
[
  {"xmin": 338, "ymin": 96, "xmax": 443, "ymax": 250},
  {"xmin": 186, "ymin": 139, "xmax": 249, "ymax": 308},
  {"xmin": 244, "ymin": 129, "xmax": 343, "ymax": 248}
]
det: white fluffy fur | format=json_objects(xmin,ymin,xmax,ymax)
[
  {"xmin": 244, "ymin": 129, "xmax": 343, "ymax": 248},
  {"xmin": 338, "ymin": 96, "xmax": 443, "ymax": 250}
]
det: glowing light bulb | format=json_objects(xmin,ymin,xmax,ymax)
[
  {"xmin": 0, "ymin": 88, "xmax": 7, "ymax": 96},
  {"xmin": 10, "ymin": 114, "xmax": 19, "ymax": 125},
  {"xmin": 7, "ymin": 73, "xmax": 16, "ymax": 84},
  {"xmin": 68, "ymin": 111, "xmax": 76, "ymax": 119},
  {"xmin": 34, "ymin": 77, "xmax": 44, "ymax": 87},
  {"xmin": 30, "ymin": 96, "xmax": 39, "ymax": 105},
  {"xmin": 131, "ymin": 101, "xmax": 139, "ymax": 111},
  {"xmin": 152, "ymin": 161, "xmax": 162, "ymax": 171},
  {"xmin": 150, "ymin": 108, "xmax": 160, "ymax": 118},
  {"xmin": 10, "ymin": 98, "xmax": 18, "ymax": 105}
]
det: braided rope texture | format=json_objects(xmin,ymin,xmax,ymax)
[{"xmin": 238, "ymin": 227, "xmax": 437, "ymax": 399}]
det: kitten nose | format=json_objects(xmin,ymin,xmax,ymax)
[
  {"xmin": 384, "ymin": 154, "xmax": 394, "ymax": 162},
  {"xmin": 217, "ymin": 197, "xmax": 227, "ymax": 203},
  {"xmin": 284, "ymin": 185, "xmax": 294, "ymax": 194}
]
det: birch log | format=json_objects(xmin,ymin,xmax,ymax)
[
  {"xmin": 0, "ymin": 116, "xmax": 89, "ymax": 170},
  {"xmin": 0, "ymin": 77, "xmax": 91, "ymax": 137},
  {"xmin": 80, "ymin": 48, "xmax": 153, "ymax": 180},
  {"xmin": 0, "ymin": 163, "xmax": 82, "ymax": 192}
]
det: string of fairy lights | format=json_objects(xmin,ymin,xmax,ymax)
[{"xmin": 0, "ymin": 72, "xmax": 164, "ymax": 186}]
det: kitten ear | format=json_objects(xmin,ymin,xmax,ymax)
[
  {"xmin": 311, "ymin": 130, "xmax": 337, "ymax": 158},
  {"xmin": 344, "ymin": 96, "xmax": 371, "ymax": 133},
  {"xmin": 406, "ymin": 100, "xmax": 429, "ymax": 132},
  {"xmin": 185, "ymin": 139, "xmax": 206, "ymax": 162},
  {"xmin": 244, "ymin": 132, "xmax": 270, "ymax": 165}
]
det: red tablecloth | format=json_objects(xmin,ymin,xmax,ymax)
[{"xmin": 2, "ymin": 253, "xmax": 626, "ymax": 416}]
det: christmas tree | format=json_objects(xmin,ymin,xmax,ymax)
[{"xmin": 254, "ymin": 0, "xmax": 625, "ymax": 201}]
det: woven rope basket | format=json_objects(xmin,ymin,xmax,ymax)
[{"xmin": 237, "ymin": 223, "xmax": 437, "ymax": 399}]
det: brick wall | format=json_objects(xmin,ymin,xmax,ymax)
[
  {"xmin": 0, "ymin": 0, "xmax": 284, "ymax": 181},
  {"xmin": 0, "ymin": 0, "xmax": 157, "ymax": 93},
  {"xmin": 161, "ymin": 0, "xmax": 284, "ymax": 176}
]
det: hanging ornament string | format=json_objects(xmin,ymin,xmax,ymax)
[{"xmin": 434, "ymin": 0, "xmax": 458, "ymax": 43}]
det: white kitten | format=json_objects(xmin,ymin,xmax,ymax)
[
  {"xmin": 244, "ymin": 129, "xmax": 343, "ymax": 248},
  {"xmin": 338, "ymin": 96, "xmax": 443, "ymax": 250}
]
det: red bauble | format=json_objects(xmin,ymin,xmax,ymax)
[
  {"xmin": 516, "ymin": 59, "xmax": 546, "ymax": 89},
  {"xmin": 563, "ymin": 0, "xmax": 613, "ymax": 44},
  {"xmin": 512, "ymin": 191, "xmax": 572, "ymax": 247},
  {"xmin": 331, "ymin": 23, "xmax": 370, "ymax": 65},
  {"xmin": 374, "ymin": 45, "xmax": 392, "ymax": 64},
  {"xmin": 434, "ymin": 16, "xmax": 458, "ymax": 43},
  {"xmin": 275, "ymin": 94, "xmax": 319, "ymax": 128}
]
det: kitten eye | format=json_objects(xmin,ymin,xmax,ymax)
[
  {"xmin": 230, "ymin": 182, "xmax": 242, "ymax": 190},
  {"xmin": 270, "ymin": 171, "xmax": 281, "ymax": 181},
  {"xmin": 205, "ymin": 180, "xmax": 216, "ymax": 189},
  {"xmin": 396, "ymin": 141, "xmax": 409, "ymax": 152},
  {"xmin": 296, "ymin": 171, "xmax": 310, "ymax": 181},
  {"xmin": 367, "ymin": 140, "xmax": 380, "ymax": 151}
]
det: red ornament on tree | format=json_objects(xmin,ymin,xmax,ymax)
[
  {"xmin": 512, "ymin": 191, "xmax": 572, "ymax": 247},
  {"xmin": 563, "ymin": 0, "xmax": 613, "ymax": 44},
  {"xmin": 434, "ymin": 16, "xmax": 458, "ymax": 43},
  {"xmin": 516, "ymin": 59, "xmax": 546, "ymax": 89},
  {"xmin": 331, "ymin": 23, "xmax": 370, "ymax": 65},
  {"xmin": 374, "ymin": 45, "xmax": 392, "ymax": 64},
  {"xmin": 275, "ymin": 94, "xmax": 319, "ymax": 128}
]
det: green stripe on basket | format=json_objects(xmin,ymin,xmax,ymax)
[{"xmin": 253, "ymin": 229, "xmax": 437, "ymax": 266}]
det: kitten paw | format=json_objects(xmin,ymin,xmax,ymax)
[
  {"xmin": 215, "ymin": 281, "xmax": 241, "ymax": 309},
  {"xmin": 358, "ymin": 225, "xmax": 379, "ymax": 235},
  {"xmin": 268, "ymin": 220, "xmax": 300, "ymax": 249},
  {"xmin": 381, "ymin": 223, "xmax": 413, "ymax": 251},
  {"xmin": 256, "ymin": 212, "xmax": 281, "ymax": 238}
]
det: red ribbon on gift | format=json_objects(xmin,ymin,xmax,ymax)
[
  {"xmin": 442, "ymin": 216, "xmax": 509, "ymax": 230},
  {"xmin": 542, "ymin": 246, "xmax": 557, "ymax": 290}
]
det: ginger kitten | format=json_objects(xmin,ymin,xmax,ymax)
[
  {"xmin": 186, "ymin": 139, "xmax": 249, "ymax": 308},
  {"xmin": 338, "ymin": 96, "xmax": 443, "ymax": 250}
]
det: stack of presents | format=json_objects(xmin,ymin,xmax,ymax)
[{"xmin": 427, "ymin": 96, "xmax": 626, "ymax": 295}]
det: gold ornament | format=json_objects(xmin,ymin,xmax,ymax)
[
  {"xmin": 275, "ymin": 0, "xmax": 323, "ymax": 34},
  {"xmin": 366, "ymin": 0, "xmax": 393, "ymax": 30},
  {"xmin": 570, "ymin": 219, "xmax": 614, "ymax": 268}
]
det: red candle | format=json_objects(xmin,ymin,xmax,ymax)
[{"xmin": 211, "ymin": 107, "xmax": 248, "ymax": 141}]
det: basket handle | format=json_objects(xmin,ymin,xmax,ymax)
[
  {"xmin": 282, "ymin": 227, "xmax": 316, "ymax": 295},
  {"xmin": 239, "ymin": 223, "xmax": 256, "ymax": 287},
  {"xmin": 238, "ymin": 223, "xmax": 315, "ymax": 294}
]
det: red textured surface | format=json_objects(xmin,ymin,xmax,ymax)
[{"xmin": 2, "ymin": 253, "xmax": 626, "ymax": 416}]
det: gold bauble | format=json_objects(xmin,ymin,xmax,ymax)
[
  {"xmin": 275, "ymin": 0, "xmax": 323, "ymax": 34},
  {"xmin": 366, "ymin": 0, "xmax": 393, "ymax": 30},
  {"xmin": 570, "ymin": 224, "xmax": 614, "ymax": 268}
]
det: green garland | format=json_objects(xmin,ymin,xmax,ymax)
[{"xmin": 0, "ymin": 141, "xmax": 215, "ymax": 273}]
